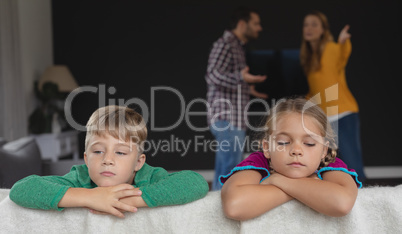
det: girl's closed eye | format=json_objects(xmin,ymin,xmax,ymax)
[
  {"xmin": 304, "ymin": 137, "xmax": 318, "ymax": 147},
  {"xmin": 275, "ymin": 135, "xmax": 291, "ymax": 146},
  {"xmin": 115, "ymin": 151, "xmax": 127, "ymax": 155}
]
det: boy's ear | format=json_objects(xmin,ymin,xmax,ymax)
[
  {"xmin": 262, "ymin": 140, "xmax": 270, "ymax": 159},
  {"xmin": 84, "ymin": 152, "xmax": 88, "ymax": 166},
  {"xmin": 135, "ymin": 154, "xmax": 146, "ymax": 171}
]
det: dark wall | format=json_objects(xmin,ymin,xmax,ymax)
[{"xmin": 52, "ymin": 0, "xmax": 402, "ymax": 169}]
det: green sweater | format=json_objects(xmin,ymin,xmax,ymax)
[{"xmin": 9, "ymin": 163, "xmax": 209, "ymax": 210}]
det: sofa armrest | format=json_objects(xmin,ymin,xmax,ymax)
[{"xmin": 0, "ymin": 136, "xmax": 42, "ymax": 188}]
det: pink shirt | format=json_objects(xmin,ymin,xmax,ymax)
[{"xmin": 219, "ymin": 151, "xmax": 362, "ymax": 188}]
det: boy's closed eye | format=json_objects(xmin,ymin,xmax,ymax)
[
  {"xmin": 90, "ymin": 143, "xmax": 106, "ymax": 155},
  {"xmin": 115, "ymin": 145, "xmax": 130, "ymax": 156}
]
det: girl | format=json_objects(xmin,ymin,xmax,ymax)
[
  {"xmin": 300, "ymin": 10, "xmax": 366, "ymax": 181},
  {"xmin": 220, "ymin": 97, "xmax": 362, "ymax": 221}
]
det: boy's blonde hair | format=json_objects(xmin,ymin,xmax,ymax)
[
  {"xmin": 85, "ymin": 105, "xmax": 147, "ymax": 154},
  {"xmin": 263, "ymin": 97, "xmax": 337, "ymax": 169}
]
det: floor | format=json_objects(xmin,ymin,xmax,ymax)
[{"xmin": 363, "ymin": 178, "xmax": 402, "ymax": 187}]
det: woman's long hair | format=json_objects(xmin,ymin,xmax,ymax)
[{"xmin": 300, "ymin": 11, "xmax": 334, "ymax": 75}]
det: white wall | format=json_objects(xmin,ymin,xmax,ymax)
[{"xmin": 17, "ymin": 0, "xmax": 53, "ymax": 117}]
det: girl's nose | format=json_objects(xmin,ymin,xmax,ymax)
[{"xmin": 290, "ymin": 144, "xmax": 303, "ymax": 157}]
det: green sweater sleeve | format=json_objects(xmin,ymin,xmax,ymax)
[
  {"xmin": 9, "ymin": 165, "xmax": 92, "ymax": 210},
  {"xmin": 134, "ymin": 164, "xmax": 209, "ymax": 207}
]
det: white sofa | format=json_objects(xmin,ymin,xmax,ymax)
[{"xmin": 1, "ymin": 185, "xmax": 402, "ymax": 233}]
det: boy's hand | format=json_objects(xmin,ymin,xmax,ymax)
[{"xmin": 86, "ymin": 184, "xmax": 142, "ymax": 218}]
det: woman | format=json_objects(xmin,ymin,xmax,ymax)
[{"xmin": 300, "ymin": 10, "xmax": 366, "ymax": 182}]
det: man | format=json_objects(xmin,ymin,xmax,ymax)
[{"xmin": 205, "ymin": 6, "xmax": 268, "ymax": 190}]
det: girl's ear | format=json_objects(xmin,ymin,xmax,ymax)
[
  {"xmin": 262, "ymin": 139, "xmax": 270, "ymax": 159},
  {"xmin": 321, "ymin": 141, "xmax": 329, "ymax": 159}
]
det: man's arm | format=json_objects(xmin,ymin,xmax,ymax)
[
  {"xmin": 206, "ymin": 42, "xmax": 245, "ymax": 90},
  {"xmin": 249, "ymin": 84, "xmax": 268, "ymax": 99},
  {"xmin": 221, "ymin": 170, "xmax": 293, "ymax": 221}
]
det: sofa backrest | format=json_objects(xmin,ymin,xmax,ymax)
[{"xmin": 0, "ymin": 136, "xmax": 42, "ymax": 188}]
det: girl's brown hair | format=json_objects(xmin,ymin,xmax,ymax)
[{"xmin": 263, "ymin": 97, "xmax": 337, "ymax": 169}]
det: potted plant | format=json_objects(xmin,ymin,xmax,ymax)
[{"xmin": 28, "ymin": 81, "xmax": 66, "ymax": 134}]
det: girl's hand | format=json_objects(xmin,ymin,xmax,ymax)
[
  {"xmin": 261, "ymin": 172, "xmax": 319, "ymax": 186},
  {"xmin": 338, "ymin": 25, "xmax": 351, "ymax": 44},
  {"xmin": 308, "ymin": 173, "xmax": 320, "ymax": 180},
  {"xmin": 260, "ymin": 172, "xmax": 283, "ymax": 186},
  {"xmin": 86, "ymin": 184, "xmax": 142, "ymax": 218}
]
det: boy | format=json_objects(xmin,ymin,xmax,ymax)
[{"xmin": 10, "ymin": 105, "xmax": 209, "ymax": 218}]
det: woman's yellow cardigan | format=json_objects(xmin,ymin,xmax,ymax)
[{"xmin": 306, "ymin": 39, "xmax": 358, "ymax": 116}]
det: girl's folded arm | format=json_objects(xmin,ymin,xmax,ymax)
[
  {"xmin": 268, "ymin": 171, "xmax": 358, "ymax": 217},
  {"xmin": 221, "ymin": 170, "xmax": 293, "ymax": 221}
]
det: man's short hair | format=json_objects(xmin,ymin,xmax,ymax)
[
  {"xmin": 229, "ymin": 6, "xmax": 260, "ymax": 30},
  {"xmin": 85, "ymin": 105, "xmax": 147, "ymax": 154}
]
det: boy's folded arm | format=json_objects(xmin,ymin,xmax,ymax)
[
  {"xmin": 221, "ymin": 170, "xmax": 293, "ymax": 221},
  {"xmin": 137, "ymin": 169, "xmax": 209, "ymax": 207},
  {"xmin": 9, "ymin": 174, "xmax": 77, "ymax": 210},
  {"xmin": 57, "ymin": 187, "xmax": 92, "ymax": 208},
  {"xmin": 115, "ymin": 187, "xmax": 148, "ymax": 208},
  {"xmin": 59, "ymin": 185, "xmax": 140, "ymax": 218}
]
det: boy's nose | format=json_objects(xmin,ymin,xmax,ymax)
[{"xmin": 102, "ymin": 153, "xmax": 114, "ymax": 165}]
